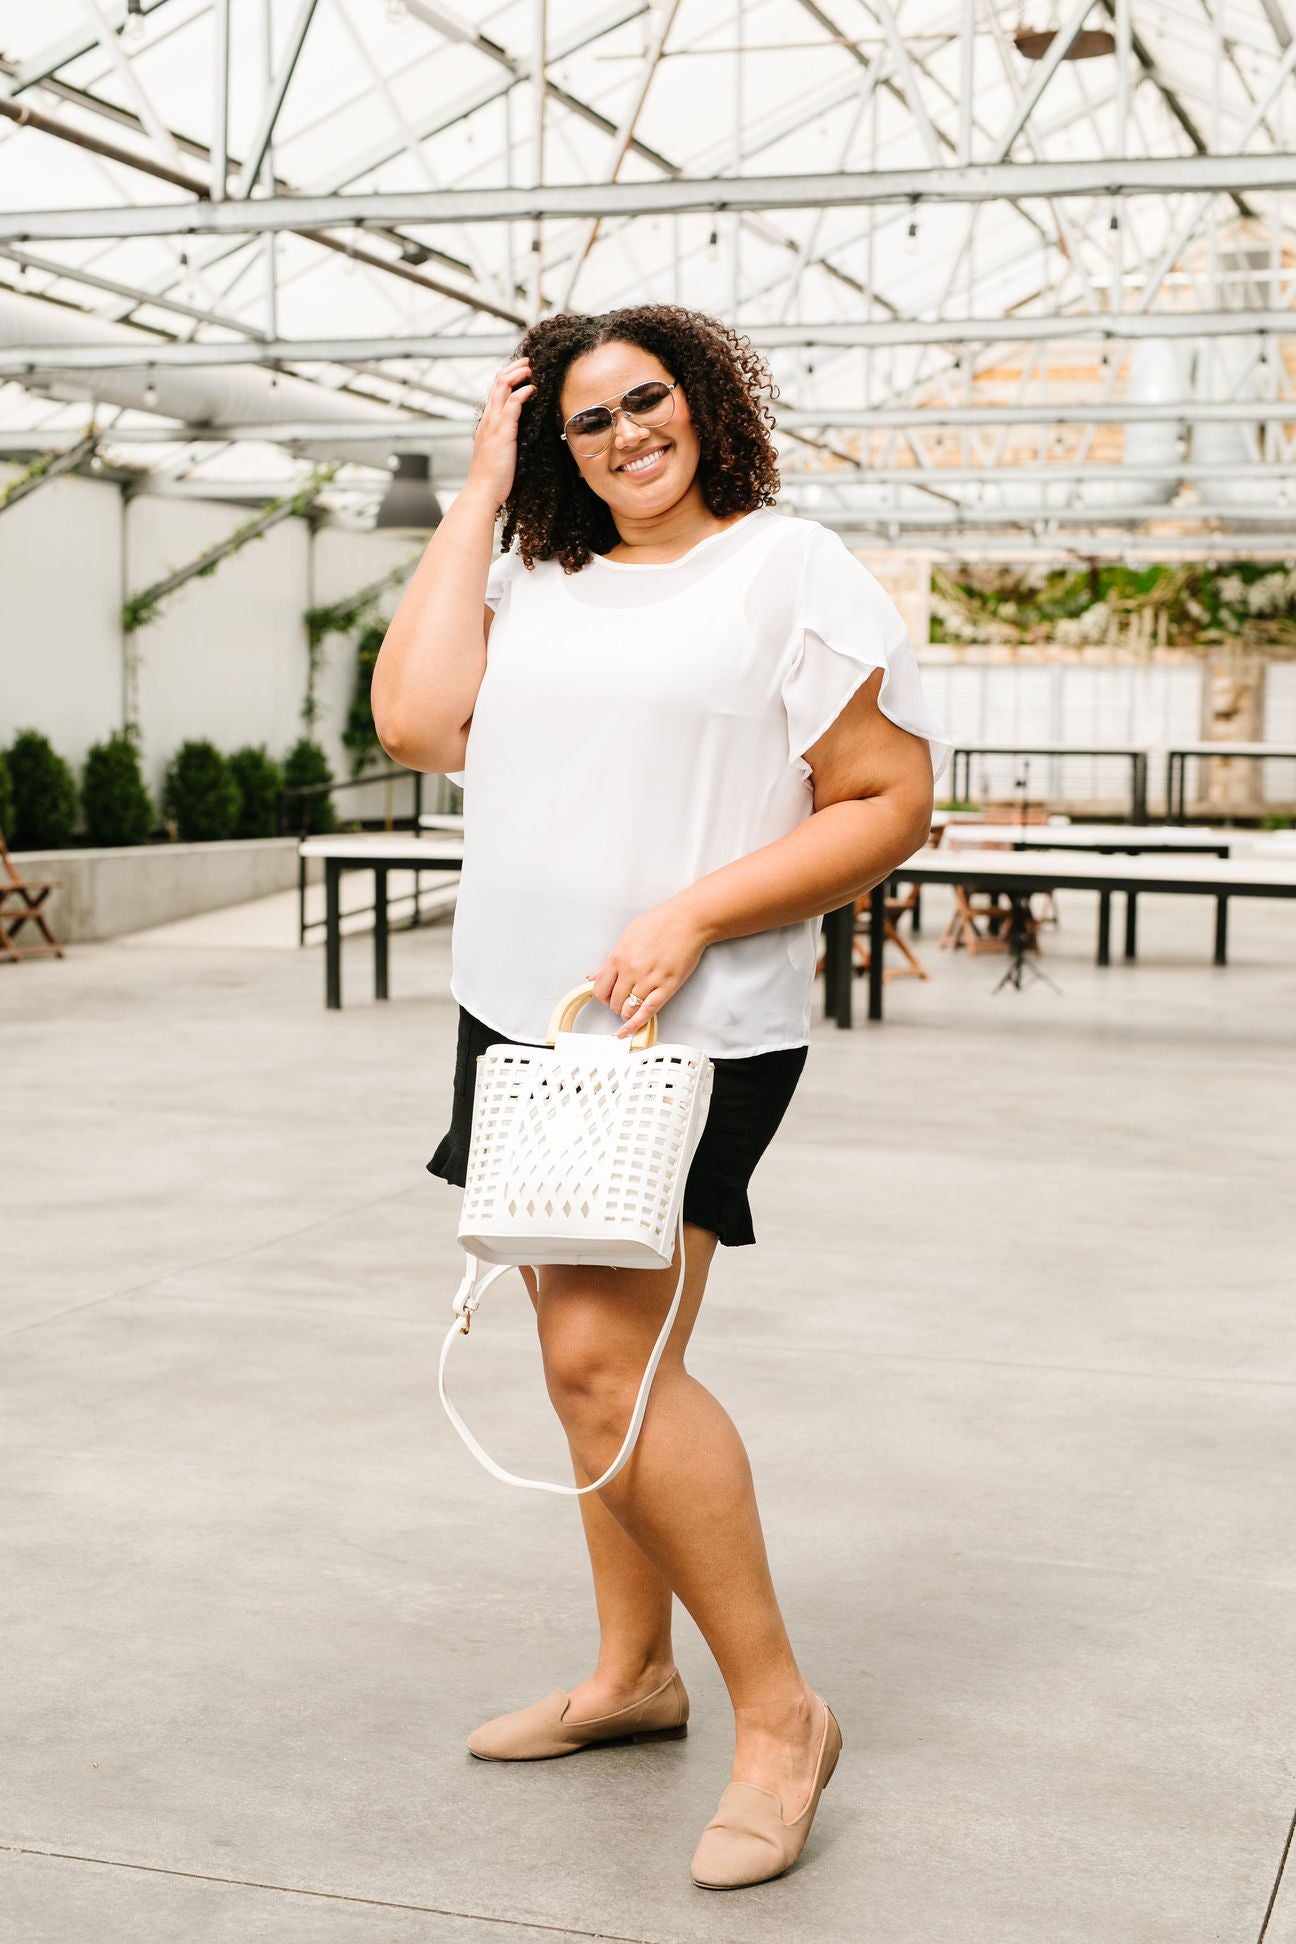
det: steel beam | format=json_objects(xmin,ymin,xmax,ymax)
[
  {"xmin": 235, "ymin": 0, "xmax": 321, "ymax": 198},
  {"xmin": 0, "ymin": 309, "xmax": 1289, "ymax": 373},
  {"xmin": 9, "ymin": 0, "xmax": 180, "ymax": 91},
  {"xmin": 4, "ymin": 399, "xmax": 1278, "ymax": 447},
  {"xmin": 5, "ymin": 154, "xmax": 1295, "ymax": 243},
  {"xmin": 991, "ymin": 0, "xmax": 1101, "ymax": 163},
  {"xmin": 212, "ymin": 0, "xmax": 231, "ymax": 201}
]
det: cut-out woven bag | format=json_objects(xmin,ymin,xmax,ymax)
[{"xmin": 438, "ymin": 980, "xmax": 714, "ymax": 1496}]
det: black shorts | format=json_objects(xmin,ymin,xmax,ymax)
[{"xmin": 427, "ymin": 1004, "xmax": 808, "ymax": 1248}]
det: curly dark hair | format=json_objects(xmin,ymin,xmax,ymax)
[{"xmin": 497, "ymin": 305, "xmax": 781, "ymax": 574}]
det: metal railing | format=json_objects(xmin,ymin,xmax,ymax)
[{"xmin": 278, "ymin": 767, "xmax": 442, "ymax": 945}]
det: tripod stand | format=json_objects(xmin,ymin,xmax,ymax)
[{"xmin": 992, "ymin": 761, "xmax": 1060, "ymax": 996}]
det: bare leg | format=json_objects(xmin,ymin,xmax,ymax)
[
  {"xmin": 518, "ymin": 1265, "xmax": 676, "ymax": 1718},
  {"xmin": 534, "ymin": 1225, "xmax": 823, "ymax": 1815}
]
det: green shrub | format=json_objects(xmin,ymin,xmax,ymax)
[
  {"xmin": 82, "ymin": 730, "xmax": 153, "ymax": 846},
  {"xmin": 6, "ymin": 729, "xmax": 79, "ymax": 849},
  {"xmin": 281, "ymin": 736, "xmax": 336, "ymax": 834},
  {"xmin": 341, "ymin": 622, "xmax": 385, "ymax": 779},
  {"xmin": 228, "ymin": 744, "xmax": 284, "ymax": 838},
  {"xmin": 1261, "ymin": 812, "xmax": 1293, "ymax": 832},
  {"xmin": 163, "ymin": 739, "xmax": 240, "ymax": 842},
  {"xmin": 0, "ymin": 749, "xmax": 13, "ymax": 840}
]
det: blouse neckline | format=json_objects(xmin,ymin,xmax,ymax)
[{"xmin": 591, "ymin": 507, "xmax": 766, "ymax": 571}]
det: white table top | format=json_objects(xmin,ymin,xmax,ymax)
[
  {"xmin": 944, "ymin": 823, "xmax": 1233, "ymax": 851},
  {"xmin": 418, "ymin": 813, "xmax": 466, "ymax": 829},
  {"xmin": 1168, "ymin": 742, "xmax": 1296, "ymax": 759},
  {"xmin": 897, "ymin": 847, "xmax": 1296, "ymax": 892},
  {"xmin": 299, "ymin": 833, "xmax": 463, "ymax": 862}
]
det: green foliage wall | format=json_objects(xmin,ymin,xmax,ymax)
[{"xmin": 931, "ymin": 561, "xmax": 1296, "ymax": 651}]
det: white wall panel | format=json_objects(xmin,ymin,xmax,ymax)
[
  {"xmin": 129, "ymin": 497, "xmax": 311, "ymax": 796},
  {"xmin": 916, "ymin": 657, "xmax": 1203, "ymax": 808},
  {"xmin": 0, "ymin": 474, "xmax": 123, "ymax": 767}
]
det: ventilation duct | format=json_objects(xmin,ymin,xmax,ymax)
[{"xmin": 0, "ymin": 288, "xmax": 463, "ymax": 474}]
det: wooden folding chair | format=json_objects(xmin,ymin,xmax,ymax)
[
  {"xmin": 816, "ymin": 887, "xmax": 930, "ymax": 985},
  {"xmin": 940, "ymin": 807, "xmax": 1052, "ymax": 957},
  {"xmin": 0, "ymin": 829, "xmax": 63, "ymax": 963}
]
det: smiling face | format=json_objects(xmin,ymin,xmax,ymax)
[{"xmin": 558, "ymin": 341, "xmax": 703, "ymax": 525}]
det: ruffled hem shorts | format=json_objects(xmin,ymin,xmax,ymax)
[{"xmin": 427, "ymin": 1003, "xmax": 808, "ymax": 1248}]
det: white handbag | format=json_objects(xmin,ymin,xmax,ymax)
[{"xmin": 437, "ymin": 980, "xmax": 714, "ymax": 1496}]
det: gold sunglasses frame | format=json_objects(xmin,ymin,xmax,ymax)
[{"xmin": 559, "ymin": 380, "xmax": 679, "ymax": 456}]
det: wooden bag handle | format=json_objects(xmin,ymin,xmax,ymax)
[{"xmin": 546, "ymin": 980, "xmax": 659, "ymax": 1051}]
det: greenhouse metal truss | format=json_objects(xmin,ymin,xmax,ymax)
[{"xmin": 0, "ymin": 0, "xmax": 1292, "ymax": 558}]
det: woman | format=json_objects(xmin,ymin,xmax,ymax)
[{"xmin": 373, "ymin": 305, "xmax": 948, "ymax": 1891}]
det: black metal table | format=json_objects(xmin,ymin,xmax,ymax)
[
  {"xmin": 941, "ymin": 824, "xmax": 1233, "ymax": 961},
  {"xmin": 949, "ymin": 745, "xmax": 1150, "ymax": 824},
  {"xmin": 299, "ymin": 835, "xmax": 464, "ymax": 1008},
  {"xmin": 823, "ymin": 849, "xmax": 1296, "ymax": 1025}
]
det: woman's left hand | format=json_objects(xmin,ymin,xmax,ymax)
[{"xmin": 586, "ymin": 896, "xmax": 712, "ymax": 1038}]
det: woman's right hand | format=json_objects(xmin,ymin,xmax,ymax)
[{"xmin": 465, "ymin": 357, "xmax": 535, "ymax": 508}]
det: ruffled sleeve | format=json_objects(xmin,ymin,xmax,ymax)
[{"xmin": 780, "ymin": 523, "xmax": 951, "ymax": 783}]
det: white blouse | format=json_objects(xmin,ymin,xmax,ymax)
[{"xmin": 446, "ymin": 506, "xmax": 950, "ymax": 1057}]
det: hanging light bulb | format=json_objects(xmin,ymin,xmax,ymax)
[
  {"xmin": 706, "ymin": 226, "xmax": 718, "ymax": 262},
  {"xmin": 143, "ymin": 370, "xmax": 159, "ymax": 408},
  {"xmin": 905, "ymin": 214, "xmax": 920, "ymax": 254},
  {"xmin": 125, "ymin": 0, "xmax": 147, "ymax": 42},
  {"xmin": 386, "ymin": 0, "xmax": 407, "ymax": 22}
]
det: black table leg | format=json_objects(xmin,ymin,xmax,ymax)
[
  {"xmin": 325, "ymin": 860, "xmax": 342, "ymax": 1009},
  {"xmin": 1132, "ymin": 753, "xmax": 1148, "ymax": 826},
  {"xmin": 868, "ymin": 883, "xmax": 887, "ymax": 1023},
  {"xmin": 1097, "ymin": 891, "xmax": 1112, "ymax": 967},
  {"xmin": 823, "ymin": 904, "xmax": 854, "ymax": 1026},
  {"xmin": 911, "ymin": 887, "xmax": 923, "ymax": 936},
  {"xmin": 1124, "ymin": 891, "xmax": 1138, "ymax": 961},
  {"xmin": 374, "ymin": 865, "xmax": 389, "ymax": 1000},
  {"xmin": 1214, "ymin": 896, "xmax": 1229, "ymax": 966}
]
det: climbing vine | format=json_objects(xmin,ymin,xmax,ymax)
[
  {"xmin": 301, "ymin": 553, "xmax": 419, "ymax": 733},
  {"xmin": 121, "ymin": 466, "xmax": 339, "ymax": 636},
  {"xmin": 0, "ymin": 451, "xmax": 55, "ymax": 509}
]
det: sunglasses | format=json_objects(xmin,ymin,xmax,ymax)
[{"xmin": 559, "ymin": 379, "xmax": 678, "ymax": 458}]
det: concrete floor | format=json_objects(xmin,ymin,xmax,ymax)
[{"xmin": 3, "ymin": 888, "xmax": 1295, "ymax": 1944}]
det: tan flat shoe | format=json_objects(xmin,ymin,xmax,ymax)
[
  {"xmin": 690, "ymin": 1694, "xmax": 842, "ymax": 1890},
  {"xmin": 468, "ymin": 1669, "xmax": 689, "ymax": 1761}
]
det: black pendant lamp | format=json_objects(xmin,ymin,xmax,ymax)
[{"xmin": 375, "ymin": 455, "xmax": 444, "ymax": 532}]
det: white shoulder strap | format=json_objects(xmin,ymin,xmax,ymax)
[{"xmin": 437, "ymin": 1214, "xmax": 688, "ymax": 1496}]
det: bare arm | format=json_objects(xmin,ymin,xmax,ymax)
[
  {"xmin": 371, "ymin": 354, "xmax": 535, "ymax": 773},
  {"xmin": 676, "ymin": 671, "xmax": 936, "ymax": 945},
  {"xmin": 588, "ymin": 671, "xmax": 936, "ymax": 1034},
  {"xmin": 370, "ymin": 483, "xmax": 500, "ymax": 773}
]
